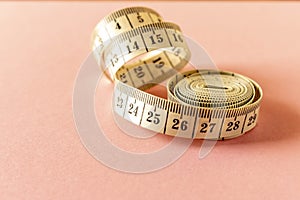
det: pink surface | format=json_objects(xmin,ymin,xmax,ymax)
[{"xmin": 1, "ymin": 2, "xmax": 300, "ymax": 200}]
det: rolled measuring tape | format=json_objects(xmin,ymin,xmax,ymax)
[{"xmin": 91, "ymin": 7, "xmax": 263, "ymax": 140}]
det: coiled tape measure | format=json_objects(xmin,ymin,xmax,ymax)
[{"xmin": 91, "ymin": 7, "xmax": 263, "ymax": 140}]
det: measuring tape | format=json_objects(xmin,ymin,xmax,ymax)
[{"xmin": 91, "ymin": 7, "xmax": 263, "ymax": 140}]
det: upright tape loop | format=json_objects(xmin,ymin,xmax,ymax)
[{"xmin": 92, "ymin": 7, "xmax": 263, "ymax": 140}]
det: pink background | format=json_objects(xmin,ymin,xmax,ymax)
[{"xmin": 1, "ymin": 2, "xmax": 300, "ymax": 199}]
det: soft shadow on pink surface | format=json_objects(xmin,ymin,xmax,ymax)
[
  {"xmin": 191, "ymin": 96, "xmax": 300, "ymax": 148},
  {"xmin": 224, "ymin": 97, "xmax": 300, "ymax": 144}
]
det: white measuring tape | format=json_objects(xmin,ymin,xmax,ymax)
[{"xmin": 91, "ymin": 7, "xmax": 263, "ymax": 140}]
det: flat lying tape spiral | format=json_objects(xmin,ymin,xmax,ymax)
[{"xmin": 91, "ymin": 7, "xmax": 263, "ymax": 140}]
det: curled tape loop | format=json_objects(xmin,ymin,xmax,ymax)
[{"xmin": 92, "ymin": 7, "xmax": 263, "ymax": 140}]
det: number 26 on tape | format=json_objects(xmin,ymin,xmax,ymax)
[{"xmin": 172, "ymin": 119, "xmax": 188, "ymax": 131}]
